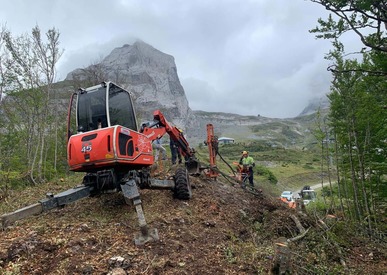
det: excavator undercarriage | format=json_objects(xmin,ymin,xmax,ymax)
[{"xmin": 1, "ymin": 163, "xmax": 197, "ymax": 245}]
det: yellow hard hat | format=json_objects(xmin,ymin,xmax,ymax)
[{"xmin": 242, "ymin": 151, "xmax": 248, "ymax": 155}]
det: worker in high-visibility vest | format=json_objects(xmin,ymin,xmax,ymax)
[{"xmin": 239, "ymin": 151, "xmax": 255, "ymax": 187}]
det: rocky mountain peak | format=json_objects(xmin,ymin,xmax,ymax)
[
  {"xmin": 103, "ymin": 40, "xmax": 176, "ymax": 74},
  {"xmin": 65, "ymin": 40, "xmax": 192, "ymax": 131}
]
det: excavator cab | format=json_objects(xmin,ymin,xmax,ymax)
[
  {"xmin": 67, "ymin": 82, "xmax": 154, "ymax": 173},
  {"xmin": 68, "ymin": 81, "xmax": 137, "ymax": 135},
  {"xmin": 67, "ymin": 81, "xmax": 199, "ymax": 175}
]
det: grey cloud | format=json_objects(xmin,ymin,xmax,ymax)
[{"xmin": 1, "ymin": 0, "xmax": 355, "ymax": 118}]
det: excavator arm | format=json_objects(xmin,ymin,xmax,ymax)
[
  {"xmin": 140, "ymin": 110, "xmax": 199, "ymax": 174},
  {"xmin": 140, "ymin": 110, "xmax": 195, "ymax": 158},
  {"xmin": 153, "ymin": 110, "xmax": 194, "ymax": 158}
]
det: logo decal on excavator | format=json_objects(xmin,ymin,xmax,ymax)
[
  {"xmin": 146, "ymin": 131, "xmax": 155, "ymax": 139},
  {"xmin": 138, "ymin": 135, "xmax": 151, "ymax": 152},
  {"xmin": 120, "ymin": 128, "xmax": 130, "ymax": 136},
  {"xmin": 81, "ymin": 142, "xmax": 92, "ymax": 153}
]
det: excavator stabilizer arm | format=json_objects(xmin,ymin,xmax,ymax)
[{"xmin": 1, "ymin": 185, "xmax": 92, "ymax": 229}]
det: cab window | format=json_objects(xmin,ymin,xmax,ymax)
[
  {"xmin": 108, "ymin": 84, "xmax": 137, "ymax": 131},
  {"xmin": 77, "ymin": 87, "xmax": 107, "ymax": 132}
]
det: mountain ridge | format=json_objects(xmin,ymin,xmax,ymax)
[{"xmin": 63, "ymin": 40, "xmax": 329, "ymax": 146}]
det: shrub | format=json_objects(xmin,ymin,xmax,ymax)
[{"xmin": 255, "ymin": 165, "xmax": 278, "ymax": 184}]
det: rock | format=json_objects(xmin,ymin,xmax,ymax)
[
  {"xmin": 78, "ymin": 223, "xmax": 90, "ymax": 232},
  {"xmin": 62, "ymin": 40, "xmax": 322, "ymax": 146},
  {"xmin": 108, "ymin": 256, "xmax": 131, "ymax": 269},
  {"xmin": 204, "ymin": 220, "xmax": 216, "ymax": 227},
  {"xmin": 108, "ymin": 267, "xmax": 127, "ymax": 275}
]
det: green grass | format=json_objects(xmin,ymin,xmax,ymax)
[
  {"xmin": 0, "ymin": 173, "xmax": 85, "ymax": 214},
  {"xmin": 195, "ymin": 142, "xmax": 323, "ymax": 196}
]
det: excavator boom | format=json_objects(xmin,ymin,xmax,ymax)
[{"xmin": 140, "ymin": 110, "xmax": 199, "ymax": 174}]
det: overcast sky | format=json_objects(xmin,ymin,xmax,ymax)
[{"xmin": 1, "ymin": 0, "xmax": 351, "ymax": 118}]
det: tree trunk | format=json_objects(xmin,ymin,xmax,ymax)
[
  {"xmin": 352, "ymin": 120, "xmax": 372, "ymax": 235},
  {"xmin": 347, "ymin": 128, "xmax": 362, "ymax": 221},
  {"xmin": 334, "ymin": 132, "xmax": 345, "ymax": 217}
]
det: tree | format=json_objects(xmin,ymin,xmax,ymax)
[
  {"xmin": 310, "ymin": 1, "xmax": 386, "ymax": 52},
  {"xmin": 326, "ymin": 45, "xmax": 386, "ymax": 234},
  {"xmin": 310, "ymin": 0, "xmax": 387, "ymax": 76},
  {"xmin": 67, "ymin": 55, "xmax": 109, "ymax": 89},
  {"xmin": 310, "ymin": 1, "xmax": 387, "ymax": 236},
  {"xmin": 0, "ymin": 25, "xmax": 8, "ymax": 103},
  {"xmin": 1, "ymin": 26, "xmax": 63, "ymax": 184}
]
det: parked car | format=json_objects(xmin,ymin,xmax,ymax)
[
  {"xmin": 280, "ymin": 191, "xmax": 293, "ymax": 202},
  {"xmin": 299, "ymin": 187, "xmax": 317, "ymax": 205}
]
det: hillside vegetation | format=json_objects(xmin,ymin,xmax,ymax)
[{"xmin": 1, "ymin": 144, "xmax": 386, "ymax": 274}]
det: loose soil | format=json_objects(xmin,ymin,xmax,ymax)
[{"xmin": 0, "ymin": 174, "xmax": 386, "ymax": 274}]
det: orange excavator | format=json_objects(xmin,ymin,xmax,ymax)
[{"xmin": 1, "ymin": 81, "xmax": 201, "ymax": 245}]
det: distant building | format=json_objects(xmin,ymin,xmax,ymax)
[{"xmin": 218, "ymin": 137, "xmax": 235, "ymax": 144}]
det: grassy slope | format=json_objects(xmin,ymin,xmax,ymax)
[{"xmin": 196, "ymin": 140, "xmax": 323, "ymax": 197}]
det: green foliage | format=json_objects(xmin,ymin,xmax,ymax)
[
  {"xmin": 302, "ymin": 163, "xmax": 315, "ymax": 169},
  {"xmin": 249, "ymin": 120, "xmax": 311, "ymax": 148},
  {"xmin": 321, "ymin": 186, "xmax": 333, "ymax": 197},
  {"xmin": 255, "ymin": 165, "xmax": 278, "ymax": 184},
  {"xmin": 0, "ymin": 170, "xmax": 25, "ymax": 189},
  {"xmin": 281, "ymin": 125, "xmax": 302, "ymax": 140},
  {"xmin": 218, "ymin": 141, "xmax": 271, "ymax": 156},
  {"xmin": 224, "ymin": 246, "xmax": 237, "ymax": 264},
  {"xmin": 195, "ymin": 141, "xmax": 323, "ymax": 197},
  {"xmin": 309, "ymin": 0, "xmax": 387, "ymax": 232},
  {"xmin": 0, "ymin": 25, "xmax": 64, "ymax": 185},
  {"xmin": 310, "ymin": 0, "xmax": 387, "ymax": 55},
  {"xmin": 0, "ymin": 262, "xmax": 22, "ymax": 275}
]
